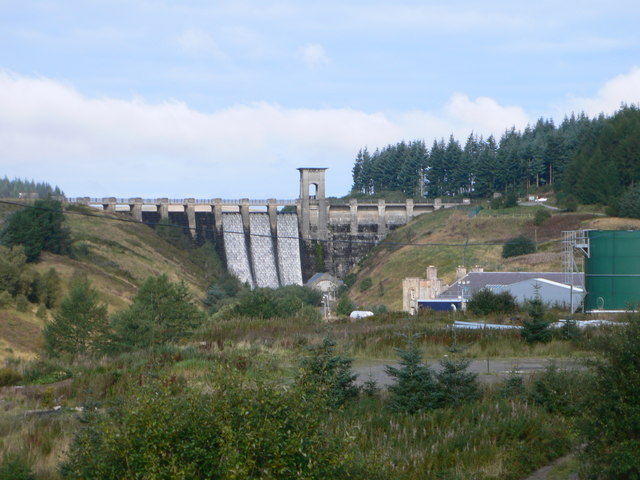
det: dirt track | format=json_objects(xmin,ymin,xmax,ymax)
[{"xmin": 354, "ymin": 357, "xmax": 584, "ymax": 386}]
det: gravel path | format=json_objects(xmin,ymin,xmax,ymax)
[{"xmin": 354, "ymin": 357, "xmax": 584, "ymax": 387}]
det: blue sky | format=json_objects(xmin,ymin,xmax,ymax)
[{"xmin": 1, "ymin": 1, "xmax": 640, "ymax": 198}]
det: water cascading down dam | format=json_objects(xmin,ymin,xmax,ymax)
[{"xmin": 222, "ymin": 211, "xmax": 303, "ymax": 289}]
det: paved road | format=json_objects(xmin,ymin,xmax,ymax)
[{"xmin": 354, "ymin": 358, "xmax": 584, "ymax": 387}]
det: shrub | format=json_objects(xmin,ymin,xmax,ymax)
[
  {"xmin": 231, "ymin": 285, "xmax": 322, "ymax": 319},
  {"xmin": 61, "ymin": 380, "xmax": 364, "ymax": 479},
  {"xmin": 558, "ymin": 318, "xmax": 581, "ymax": 341},
  {"xmin": 359, "ymin": 277, "xmax": 373, "ymax": 292},
  {"xmin": 562, "ymin": 194, "xmax": 578, "ymax": 212},
  {"xmin": 336, "ymin": 294, "xmax": 355, "ymax": 316},
  {"xmin": 529, "ymin": 364, "xmax": 590, "ymax": 417},
  {"xmin": 499, "ymin": 374, "xmax": 526, "ymax": 399},
  {"xmin": 0, "ymin": 290, "xmax": 12, "ymax": 308},
  {"xmin": 0, "ymin": 453, "xmax": 36, "ymax": 480},
  {"xmin": 533, "ymin": 208, "xmax": 552, "ymax": 225},
  {"xmin": 503, "ymin": 191, "xmax": 518, "ymax": 208},
  {"xmin": 41, "ymin": 268, "xmax": 61, "ymax": 309},
  {"xmin": 0, "ymin": 367, "xmax": 23, "ymax": 386},
  {"xmin": 343, "ymin": 273, "xmax": 357, "ymax": 288},
  {"xmin": 502, "ymin": 235, "xmax": 536, "ymax": 258},
  {"xmin": 579, "ymin": 315, "xmax": 640, "ymax": 477},
  {"xmin": 15, "ymin": 294, "xmax": 29, "ymax": 312},
  {"xmin": 467, "ymin": 288, "xmax": 517, "ymax": 315}
]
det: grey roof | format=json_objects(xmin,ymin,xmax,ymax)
[
  {"xmin": 440, "ymin": 272, "xmax": 584, "ymax": 299},
  {"xmin": 306, "ymin": 272, "xmax": 340, "ymax": 287}
]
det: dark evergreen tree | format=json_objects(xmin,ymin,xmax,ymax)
[
  {"xmin": 110, "ymin": 275, "xmax": 207, "ymax": 352},
  {"xmin": 385, "ymin": 340, "xmax": 438, "ymax": 413},
  {"xmin": 474, "ymin": 135, "xmax": 499, "ymax": 198},
  {"xmin": 1, "ymin": 199, "xmax": 70, "ymax": 262},
  {"xmin": 434, "ymin": 357, "xmax": 480, "ymax": 407},
  {"xmin": 43, "ymin": 278, "xmax": 109, "ymax": 357},
  {"xmin": 296, "ymin": 337, "xmax": 359, "ymax": 408},
  {"xmin": 521, "ymin": 288, "xmax": 551, "ymax": 344}
]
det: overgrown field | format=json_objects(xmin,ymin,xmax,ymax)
[{"xmin": 1, "ymin": 331, "xmax": 591, "ymax": 480}]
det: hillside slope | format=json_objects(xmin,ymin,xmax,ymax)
[
  {"xmin": 0, "ymin": 203, "xmax": 218, "ymax": 360},
  {"xmin": 348, "ymin": 206, "xmax": 631, "ymax": 311}
]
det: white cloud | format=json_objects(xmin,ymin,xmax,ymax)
[
  {"xmin": 561, "ymin": 67, "xmax": 640, "ymax": 117},
  {"xmin": 177, "ymin": 28, "xmax": 225, "ymax": 58},
  {"xmin": 0, "ymin": 71, "xmax": 532, "ymax": 198},
  {"xmin": 300, "ymin": 44, "xmax": 330, "ymax": 69}
]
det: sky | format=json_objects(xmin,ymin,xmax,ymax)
[{"xmin": 1, "ymin": 0, "xmax": 640, "ymax": 199}]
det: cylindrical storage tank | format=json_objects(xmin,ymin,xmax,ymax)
[{"xmin": 585, "ymin": 230, "xmax": 640, "ymax": 311}]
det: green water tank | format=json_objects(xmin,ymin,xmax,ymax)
[{"xmin": 585, "ymin": 230, "xmax": 640, "ymax": 311}]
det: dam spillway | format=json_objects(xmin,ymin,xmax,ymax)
[
  {"xmin": 222, "ymin": 213, "xmax": 255, "ymax": 288},
  {"xmin": 222, "ymin": 211, "xmax": 303, "ymax": 289},
  {"xmin": 277, "ymin": 214, "xmax": 303, "ymax": 287},
  {"xmin": 249, "ymin": 213, "xmax": 280, "ymax": 289}
]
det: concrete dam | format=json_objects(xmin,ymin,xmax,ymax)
[{"xmin": 68, "ymin": 168, "xmax": 468, "ymax": 287}]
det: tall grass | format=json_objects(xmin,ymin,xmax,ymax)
[
  {"xmin": 195, "ymin": 313, "xmax": 589, "ymax": 361},
  {"xmin": 331, "ymin": 395, "xmax": 572, "ymax": 480}
]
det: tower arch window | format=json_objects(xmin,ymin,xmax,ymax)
[{"xmin": 309, "ymin": 183, "xmax": 318, "ymax": 200}]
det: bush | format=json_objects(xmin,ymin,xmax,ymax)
[
  {"xmin": 0, "ymin": 453, "xmax": 36, "ymax": 480},
  {"xmin": 15, "ymin": 294, "xmax": 29, "ymax": 312},
  {"xmin": 499, "ymin": 374, "xmax": 526, "ymax": 399},
  {"xmin": 579, "ymin": 315, "xmax": 640, "ymax": 477},
  {"xmin": 0, "ymin": 367, "xmax": 23, "ymax": 386},
  {"xmin": 231, "ymin": 285, "xmax": 322, "ymax": 319},
  {"xmin": 61, "ymin": 380, "xmax": 365, "ymax": 480},
  {"xmin": 533, "ymin": 208, "xmax": 552, "ymax": 225},
  {"xmin": 503, "ymin": 191, "xmax": 518, "ymax": 208},
  {"xmin": 359, "ymin": 277, "xmax": 373, "ymax": 292},
  {"xmin": 562, "ymin": 194, "xmax": 578, "ymax": 212},
  {"xmin": 467, "ymin": 288, "xmax": 517, "ymax": 315},
  {"xmin": 502, "ymin": 235, "xmax": 536, "ymax": 258},
  {"xmin": 336, "ymin": 294, "xmax": 355, "ymax": 316},
  {"xmin": 0, "ymin": 290, "xmax": 12, "ymax": 308},
  {"xmin": 558, "ymin": 318, "xmax": 581, "ymax": 341},
  {"xmin": 529, "ymin": 364, "xmax": 589, "ymax": 417}
]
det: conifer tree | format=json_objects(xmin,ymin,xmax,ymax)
[
  {"xmin": 385, "ymin": 339, "xmax": 438, "ymax": 413},
  {"xmin": 43, "ymin": 278, "xmax": 109, "ymax": 357}
]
